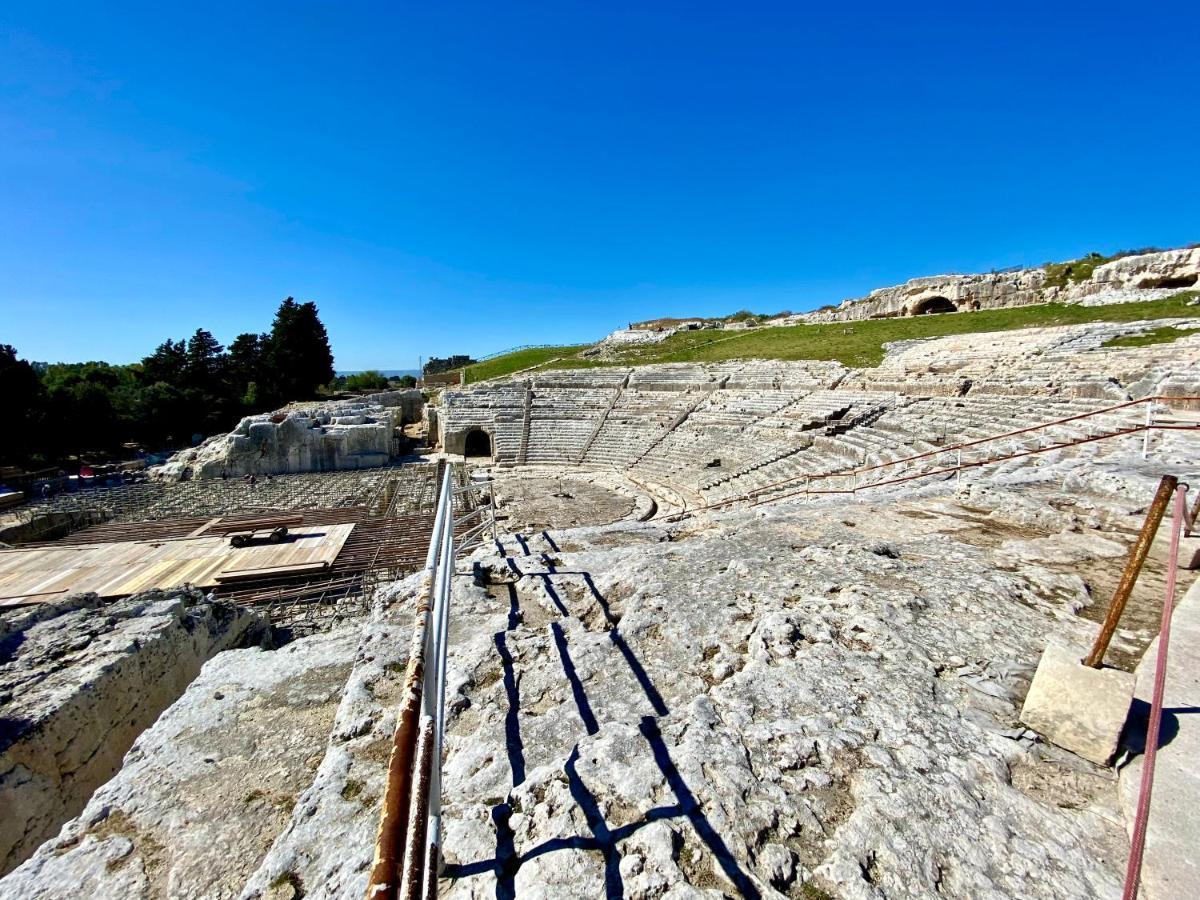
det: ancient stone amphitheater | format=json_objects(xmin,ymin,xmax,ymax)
[{"xmin": 3, "ymin": 314, "xmax": 1200, "ymax": 899}]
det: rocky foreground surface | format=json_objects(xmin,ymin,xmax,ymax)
[
  {"xmin": 2, "ymin": 316, "xmax": 1197, "ymax": 897},
  {"xmin": 1, "ymin": 431, "xmax": 1193, "ymax": 898},
  {"xmin": 0, "ymin": 590, "xmax": 259, "ymax": 876},
  {"xmin": 0, "ymin": 627, "xmax": 357, "ymax": 899}
]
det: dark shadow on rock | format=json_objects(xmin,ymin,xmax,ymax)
[
  {"xmin": 566, "ymin": 745, "xmax": 624, "ymax": 898},
  {"xmin": 539, "ymin": 575, "xmax": 570, "ymax": 617},
  {"xmin": 552, "ymin": 621, "xmax": 598, "ymax": 735},
  {"xmin": 494, "ymin": 632, "xmax": 525, "ymax": 787},
  {"xmin": 1120, "ymin": 698, "xmax": 1187, "ymax": 757},
  {"xmin": 639, "ymin": 716, "xmax": 760, "ymax": 899},
  {"xmin": 581, "ymin": 572, "xmax": 618, "ymax": 628}
]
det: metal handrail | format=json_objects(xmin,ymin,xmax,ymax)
[
  {"xmin": 682, "ymin": 395, "xmax": 1199, "ymax": 517},
  {"xmin": 368, "ymin": 467, "xmax": 456, "ymax": 900}
]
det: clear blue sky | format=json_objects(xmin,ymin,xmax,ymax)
[{"xmin": 2, "ymin": 2, "xmax": 1197, "ymax": 370}]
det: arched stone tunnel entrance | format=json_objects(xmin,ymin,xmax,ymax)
[
  {"xmin": 910, "ymin": 295, "xmax": 958, "ymax": 316},
  {"xmin": 464, "ymin": 429, "xmax": 492, "ymax": 458}
]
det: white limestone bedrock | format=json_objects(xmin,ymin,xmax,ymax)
[
  {"xmin": 801, "ymin": 246, "xmax": 1200, "ymax": 323},
  {"xmin": 154, "ymin": 389, "xmax": 423, "ymax": 480},
  {"xmin": 226, "ymin": 493, "xmax": 1134, "ymax": 899},
  {"xmin": 431, "ymin": 495, "xmax": 1131, "ymax": 899},
  {"xmin": 0, "ymin": 626, "xmax": 358, "ymax": 900},
  {"xmin": 0, "ymin": 590, "xmax": 259, "ymax": 876}
]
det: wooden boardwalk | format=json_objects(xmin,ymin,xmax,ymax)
[{"xmin": 0, "ymin": 524, "xmax": 355, "ymax": 607}]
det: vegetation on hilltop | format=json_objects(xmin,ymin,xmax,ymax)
[
  {"xmin": 1039, "ymin": 246, "xmax": 1198, "ymax": 288},
  {"xmin": 1041, "ymin": 252, "xmax": 1123, "ymax": 288},
  {"xmin": 464, "ymin": 291, "xmax": 1200, "ymax": 380},
  {"xmin": 461, "ymin": 345, "xmax": 588, "ymax": 384},
  {"xmin": 1, "ymin": 297, "xmax": 336, "ymax": 468}
]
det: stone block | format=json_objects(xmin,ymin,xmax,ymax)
[
  {"xmin": 1019, "ymin": 641, "xmax": 1136, "ymax": 766},
  {"xmin": 1178, "ymin": 535, "xmax": 1200, "ymax": 570}
]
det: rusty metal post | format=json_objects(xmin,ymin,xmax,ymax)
[
  {"xmin": 399, "ymin": 716, "xmax": 436, "ymax": 900},
  {"xmin": 365, "ymin": 581, "xmax": 434, "ymax": 900},
  {"xmin": 367, "ymin": 469, "xmax": 453, "ymax": 900},
  {"xmin": 1083, "ymin": 475, "xmax": 1177, "ymax": 668}
]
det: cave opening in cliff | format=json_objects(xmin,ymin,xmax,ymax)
[
  {"xmin": 910, "ymin": 296, "xmax": 958, "ymax": 316},
  {"xmin": 1138, "ymin": 274, "xmax": 1197, "ymax": 289}
]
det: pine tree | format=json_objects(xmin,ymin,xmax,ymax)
[
  {"xmin": 263, "ymin": 298, "xmax": 335, "ymax": 404},
  {"xmin": 0, "ymin": 345, "xmax": 45, "ymax": 463}
]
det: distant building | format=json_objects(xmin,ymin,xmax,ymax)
[{"xmin": 424, "ymin": 355, "xmax": 476, "ymax": 376}]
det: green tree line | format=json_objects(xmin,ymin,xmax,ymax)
[{"xmin": 1, "ymin": 297, "xmax": 335, "ymax": 467}]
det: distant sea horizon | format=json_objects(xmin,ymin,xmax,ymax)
[{"xmin": 336, "ymin": 368, "xmax": 423, "ymax": 379}]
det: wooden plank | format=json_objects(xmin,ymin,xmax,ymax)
[
  {"xmin": 0, "ymin": 522, "xmax": 357, "ymax": 603},
  {"xmin": 187, "ymin": 517, "xmax": 224, "ymax": 538},
  {"xmin": 0, "ymin": 588, "xmax": 67, "ymax": 603},
  {"xmin": 214, "ymin": 561, "xmax": 331, "ymax": 583}
]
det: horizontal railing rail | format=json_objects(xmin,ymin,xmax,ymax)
[
  {"xmin": 368, "ymin": 467, "xmax": 456, "ymax": 900},
  {"xmin": 472, "ymin": 342, "xmax": 582, "ymax": 363},
  {"xmin": 667, "ymin": 395, "xmax": 1200, "ymax": 519}
]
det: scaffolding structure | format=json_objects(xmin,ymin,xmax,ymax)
[{"xmin": 14, "ymin": 463, "xmax": 490, "ymax": 636}]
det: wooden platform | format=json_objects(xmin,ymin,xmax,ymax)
[{"xmin": 0, "ymin": 524, "xmax": 355, "ymax": 607}]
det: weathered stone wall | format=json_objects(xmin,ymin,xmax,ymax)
[
  {"xmin": 356, "ymin": 388, "xmax": 425, "ymax": 425},
  {"xmin": 0, "ymin": 626, "xmax": 357, "ymax": 899},
  {"xmin": 803, "ymin": 246, "xmax": 1200, "ymax": 323},
  {"xmin": 0, "ymin": 590, "xmax": 259, "ymax": 875},
  {"xmin": 153, "ymin": 391, "xmax": 429, "ymax": 481}
]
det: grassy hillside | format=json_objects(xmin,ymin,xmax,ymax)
[
  {"xmin": 463, "ymin": 292, "xmax": 1199, "ymax": 381},
  {"xmin": 461, "ymin": 345, "xmax": 588, "ymax": 384}
]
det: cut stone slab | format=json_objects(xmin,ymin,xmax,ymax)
[
  {"xmin": 1178, "ymin": 535, "xmax": 1200, "ymax": 570},
  {"xmin": 1020, "ymin": 641, "xmax": 1136, "ymax": 765}
]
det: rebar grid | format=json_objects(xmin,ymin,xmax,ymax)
[{"xmin": 20, "ymin": 463, "xmax": 442, "ymax": 527}]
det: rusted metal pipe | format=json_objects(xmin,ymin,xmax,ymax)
[
  {"xmin": 366, "ymin": 578, "xmax": 435, "ymax": 900},
  {"xmin": 367, "ymin": 470, "xmax": 454, "ymax": 900},
  {"xmin": 399, "ymin": 716, "xmax": 436, "ymax": 900},
  {"xmin": 1083, "ymin": 475, "xmax": 1178, "ymax": 669},
  {"xmin": 420, "ymin": 832, "xmax": 440, "ymax": 900}
]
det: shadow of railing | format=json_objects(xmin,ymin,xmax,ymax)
[{"xmin": 448, "ymin": 549, "xmax": 759, "ymax": 897}]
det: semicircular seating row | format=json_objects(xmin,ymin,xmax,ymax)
[{"xmin": 441, "ymin": 344, "xmax": 1200, "ymax": 506}]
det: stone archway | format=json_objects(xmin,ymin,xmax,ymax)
[
  {"xmin": 464, "ymin": 429, "xmax": 492, "ymax": 458},
  {"xmin": 910, "ymin": 295, "xmax": 958, "ymax": 316}
]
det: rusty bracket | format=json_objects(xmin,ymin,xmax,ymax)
[{"xmin": 1083, "ymin": 475, "xmax": 1177, "ymax": 669}]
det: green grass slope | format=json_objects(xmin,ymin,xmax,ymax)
[
  {"xmin": 462, "ymin": 291, "xmax": 1199, "ymax": 381},
  {"xmin": 461, "ymin": 345, "xmax": 589, "ymax": 384}
]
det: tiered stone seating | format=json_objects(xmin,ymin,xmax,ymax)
[
  {"xmin": 440, "ymin": 328, "xmax": 1200, "ymax": 502},
  {"xmin": 524, "ymin": 386, "xmax": 615, "ymax": 465},
  {"xmin": 442, "ymin": 386, "xmax": 526, "ymax": 462},
  {"xmin": 582, "ymin": 388, "xmax": 704, "ymax": 468}
]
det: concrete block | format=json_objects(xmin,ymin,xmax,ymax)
[
  {"xmin": 1019, "ymin": 641, "xmax": 1136, "ymax": 765},
  {"xmin": 1178, "ymin": 535, "xmax": 1200, "ymax": 570}
]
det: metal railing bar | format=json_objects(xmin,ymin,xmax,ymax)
[{"xmin": 680, "ymin": 396, "xmax": 1200, "ymax": 518}]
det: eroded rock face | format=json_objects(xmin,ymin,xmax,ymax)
[
  {"xmin": 427, "ymin": 501, "xmax": 1129, "ymax": 899},
  {"xmin": 0, "ymin": 590, "xmax": 259, "ymax": 876},
  {"xmin": 153, "ymin": 390, "xmax": 424, "ymax": 481},
  {"xmin": 239, "ymin": 582, "xmax": 423, "ymax": 900},
  {"xmin": 803, "ymin": 246, "xmax": 1200, "ymax": 323},
  {"xmin": 0, "ymin": 626, "xmax": 358, "ymax": 900}
]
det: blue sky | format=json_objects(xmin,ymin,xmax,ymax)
[{"xmin": 2, "ymin": 2, "xmax": 1197, "ymax": 370}]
